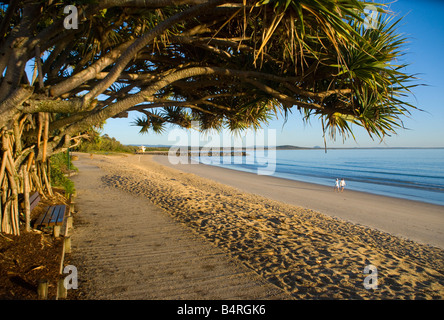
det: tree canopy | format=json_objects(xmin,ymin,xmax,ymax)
[
  {"xmin": 0, "ymin": 0, "xmax": 418, "ymax": 234},
  {"xmin": 1, "ymin": 0, "xmax": 417, "ymax": 144}
]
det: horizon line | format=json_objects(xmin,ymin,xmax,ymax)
[{"xmin": 132, "ymin": 144, "xmax": 444, "ymax": 150}]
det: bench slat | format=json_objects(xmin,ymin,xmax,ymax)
[
  {"xmin": 29, "ymin": 192, "xmax": 41, "ymax": 212},
  {"xmin": 48, "ymin": 206, "xmax": 60, "ymax": 226},
  {"xmin": 33, "ymin": 206, "xmax": 49, "ymax": 228},
  {"xmin": 49, "ymin": 205, "xmax": 65, "ymax": 226},
  {"xmin": 30, "ymin": 195, "xmax": 40, "ymax": 204},
  {"xmin": 55, "ymin": 205, "xmax": 67, "ymax": 226},
  {"xmin": 33, "ymin": 213, "xmax": 45, "ymax": 229},
  {"xmin": 41, "ymin": 206, "xmax": 55, "ymax": 226},
  {"xmin": 29, "ymin": 192, "xmax": 39, "ymax": 203}
]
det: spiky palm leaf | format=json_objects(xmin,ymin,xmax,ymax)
[
  {"xmin": 319, "ymin": 11, "xmax": 418, "ymax": 140},
  {"xmin": 132, "ymin": 111, "xmax": 167, "ymax": 134}
]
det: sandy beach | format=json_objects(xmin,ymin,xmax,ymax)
[
  {"xmin": 153, "ymin": 155, "xmax": 444, "ymax": 249},
  {"xmin": 71, "ymin": 152, "xmax": 444, "ymax": 299}
]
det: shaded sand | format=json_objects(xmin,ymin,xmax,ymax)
[
  {"xmin": 73, "ymin": 153, "xmax": 444, "ymax": 299},
  {"xmin": 69, "ymin": 155, "xmax": 290, "ymax": 300}
]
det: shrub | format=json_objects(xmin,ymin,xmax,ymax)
[{"xmin": 49, "ymin": 152, "xmax": 77, "ymax": 196}]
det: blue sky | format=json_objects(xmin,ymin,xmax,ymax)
[{"xmin": 103, "ymin": 0, "xmax": 444, "ymax": 148}]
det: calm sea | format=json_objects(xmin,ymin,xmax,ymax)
[{"xmin": 194, "ymin": 148, "xmax": 444, "ymax": 206}]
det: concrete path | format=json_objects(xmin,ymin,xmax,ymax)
[{"xmin": 69, "ymin": 155, "xmax": 290, "ymax": 300}]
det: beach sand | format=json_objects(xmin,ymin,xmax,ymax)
[
  {"xmin": 153, "ymin": 155, "xmax": 444, "ymax": 249},
  {"xmin": 72, "ymin": 152, "xmax": 444, "ymax": 299}
]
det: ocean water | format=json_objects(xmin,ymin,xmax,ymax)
[{"xmin": 193, "ymin": 148, "xmax": 444, "ymax": 206}]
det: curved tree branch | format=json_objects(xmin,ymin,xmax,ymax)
[{"xmin": 83, "ymin": 0, "xmax": 232, "ymax": 103}]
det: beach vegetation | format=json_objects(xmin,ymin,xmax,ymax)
[
  {"xmin": 73, "ymin": 127, "xmax": 138, "ymax": 154},
  {"xmin": 49, "ymin": 152, "xmax": 77, "ymax": 197},
  {"xmin": 0, "ymin": 0, "xmax": 420, "ymax": 235}
]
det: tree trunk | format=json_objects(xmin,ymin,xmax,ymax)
[
  {"xmin": 0, "ymin": 114, "xmax": 54, "ymax": 235},
  {"xmin": 23, "ymin": 167, "xmax": 31, "ymax": 232}
]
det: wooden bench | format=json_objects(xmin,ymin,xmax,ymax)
[
  {"xmin": 29, "ymin": 192, "xmax": 41, "ymax": 212},
  {"xmin": 22, "ymin": 191, "xmax": 67, "ymax": 235},
  {"xmin": 33, "ymin": 205, "xmax": 67, "ymax": 230},
  {"xmin": 19, "ymin": 191, "xmax": 41, "ymax": 212},
  {"xmin": 19, "ymin": 191, "xmax": 68, "ymax": 235}
]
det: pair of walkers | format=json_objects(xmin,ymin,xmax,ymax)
[{"xmin": 335, "ymin": 178, "xmax": 346, "ymax": 192}]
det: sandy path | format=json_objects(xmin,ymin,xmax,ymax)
[
  {"xmin": 69, "ymin": 154, "xmax": 290, "ymax": 299},
  {"xmin": 153, "ymin": 155, "xmax": 444, "ymax": 249}
]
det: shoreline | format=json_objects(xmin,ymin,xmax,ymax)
[
  {"xmin": 74, "ymin": 153, "xmax": 444, "ymax": 299},
  {"xmin": 184, "ymin": 158, "xmax": 444, "ymax": 207},
  {"xmin": 152, "ymin": 155, "xmax": 444, "ymax": 249}
]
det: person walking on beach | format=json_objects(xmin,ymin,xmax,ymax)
[
  {"xmin": 335, "ymin": 178, "xmax": 340, "ymax": 192},
  {"xmin": 340, "ymin": 178, "xmax": 346, "ymax": 192}
]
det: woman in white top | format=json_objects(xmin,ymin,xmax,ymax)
[{"xmin": 340, "ymin": 179, "xmax": 346, "ymax": 192}]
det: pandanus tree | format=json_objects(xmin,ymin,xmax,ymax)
[{"xmin": 0, "ymin": 0, "xmax": 417, "ymax": 234}]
